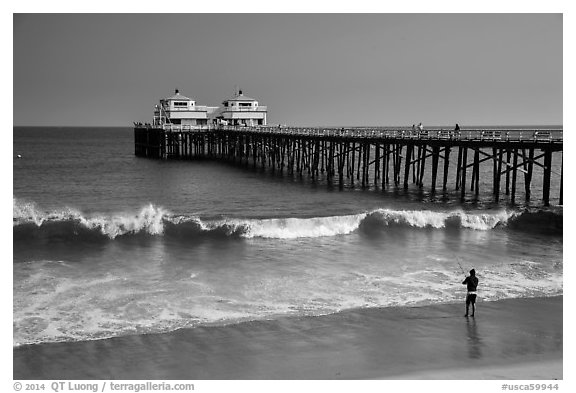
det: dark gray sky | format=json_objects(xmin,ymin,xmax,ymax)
[{"xmin": 13, "ymin": 13, "xmax": 562, "ymax": 127}]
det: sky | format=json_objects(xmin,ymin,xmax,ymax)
[{"xmin": 13, "ymin": 13, "xmax": 562, "ymax": 127}]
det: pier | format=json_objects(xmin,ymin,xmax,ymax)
[{"xmin": 134, "ymin": 125, "xmax": 563, "ymax": 206}]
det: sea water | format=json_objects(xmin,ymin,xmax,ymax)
[{"xmin": 13, "ymin": 127, "xmax": 563, "ymax": 346}]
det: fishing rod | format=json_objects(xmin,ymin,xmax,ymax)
[{"xmin": 455, "ymin": 255, "xmax": 466, "ymax": 275}]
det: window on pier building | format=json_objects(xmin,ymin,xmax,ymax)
[
  {"xmin": 239, "ymin": 102, "xmax": 252, "ymax": 107},
  {"xmin": 173, "ymin": 102, "xmax": 188, "ymax": 107}
]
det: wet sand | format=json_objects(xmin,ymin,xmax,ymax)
[{"xmin": 13, "ymin": 296, "xmax": 562, "ymax": 380}]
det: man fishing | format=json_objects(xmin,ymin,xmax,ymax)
[{"xmin": 462, "ymin": 269, "xmax": 479, "ymax": 317}]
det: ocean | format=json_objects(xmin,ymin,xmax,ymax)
[{"xmin": 13, "ymin": 126, "xmax": 563, "ymax": 348}]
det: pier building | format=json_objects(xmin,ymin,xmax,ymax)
[
  {"xmin": 214, "ymin": 90, "xmax": 268, "ymax": 126},
  {"xmin": 152, "ymin": 89, "xmax": 267, "ymax": 128},
  {"xmin": 152, "ymin": 89, "xmax": 219, "ymax": 127}
]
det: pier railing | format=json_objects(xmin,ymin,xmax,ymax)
[
  {"xmin": 139, "ymin": 123, "xmax": 562, "ymax": 143},
  {"xmin": 140, "ymin": 124, "xmax": 219, "ymax": 132},
  {"xmin": 222, "ymin": 106, "xmax": 268, "ymax": 112},
  {"xmin": 217, "ymin": 125, "xmax": 563, "ymax": 143}
]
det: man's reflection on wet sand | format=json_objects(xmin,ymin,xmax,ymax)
[{"xmin": 466, "ymin": 316, "xmax": 483, "ymax": 359}]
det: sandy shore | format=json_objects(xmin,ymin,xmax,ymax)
[
  {"xmin": 13, "ymin": 296, "xmax": 562, "ymax": 380},
  {"xmin": 387, "ymin": 359, "xmax": 562, "ymax": 380}
]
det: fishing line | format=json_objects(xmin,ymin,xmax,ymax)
[{"xmin": 455, "ymin": 254, "xmax": 465, "ymax": 274}]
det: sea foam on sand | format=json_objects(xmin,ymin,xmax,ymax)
[{"xmin": 14, "ymin": 296, "xmax": 562, "ymax": 380}]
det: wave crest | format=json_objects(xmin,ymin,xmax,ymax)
[
  {"xmin": 13, "ymin": 198, "xmax": 560, "ymax": 242},
  {"xmin": 14, "ymin": 199, "xmax": 171, "ymax": 239},
  {"xmin": 79, "ymin": 204, "xmax": 168, "ymax": 238}
]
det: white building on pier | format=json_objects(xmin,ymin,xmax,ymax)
[
  {"xmin": 152, "ymin": 89, "xmax": 267, "ymax": 127},
  {"xmin": 153, "ymin": 89, "xmax": 218, "ymax": 127},
  {"xmin": 214, "ymin": 90, "xmax": 267, "ymax": 126}
]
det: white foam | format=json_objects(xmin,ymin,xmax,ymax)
[
  {"xmin": 373, "ymin": 208, "xmax": 519, "ymax": 230},
  {"xmin": 14, "ymin": 259, "xmax": 563, "ymax": 347},
  {"xmin": 79, "ymin": 204, "xmax": 169, "ymax": 238},
  {"xmin": 13, "ymin": 198, "xmax": 45, "ymax": 226},
  {"xmin": 375, "ymin": 208, "xmax": 447, "ymax": 228},
  {"xmin": 231, "ymin": 208, "xmax": 520, "ymax": 239},
  {"xmin": 14, "ymin": 197, "xmax": 525, "ymax": 241},
  {"xmin": 242, "ymin": 214, "xmax": 367, "ymax": 239},
  {"xmin": 13, "ymin": 197, "xmax": 82, "ymax": 227},
  {"xmin": 457, "ymin": 209, "xmax": 519, "ymax": 230}
]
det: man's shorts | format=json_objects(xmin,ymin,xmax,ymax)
[{"xmin": 466, "ymin": 293, "xmax": 477, "ymax": 304}]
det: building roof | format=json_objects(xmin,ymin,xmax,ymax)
[
  {"xmin": 224, "ymin": 90, "xmax": 257, "ymax": 102},
  {"xmin": 164, "ymin": 89, "xmax": 193, "ymax": 101}
]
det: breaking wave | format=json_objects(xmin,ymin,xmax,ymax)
[{"xmin": 13, "ymin": 198, "xmax": 562, "ymax": 243}]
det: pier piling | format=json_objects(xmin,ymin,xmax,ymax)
[{"xmin": 134, "ymin": 125, "xmax": 562, "ymax": 205}]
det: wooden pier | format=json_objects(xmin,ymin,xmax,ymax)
[{"xmin": 134, "ymin": 125, "xmax": 563, "ymax": 206}]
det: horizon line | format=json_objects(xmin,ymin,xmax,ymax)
[{"xmin": 13, "ymin": 124, "xmax": 564, "ymax": 129}]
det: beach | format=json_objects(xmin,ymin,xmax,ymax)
[{"xmin": 14, "ymin": 295, "xmax": 562, "ymax": 380}]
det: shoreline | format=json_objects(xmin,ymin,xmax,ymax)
[{"xmin": 14, "ymin": 296, "xmax": 562, "ymax": 380}]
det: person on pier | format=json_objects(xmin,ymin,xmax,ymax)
[{"xmin": 462, "ymin": 269, "xmax": 479, "ymax": 317}]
